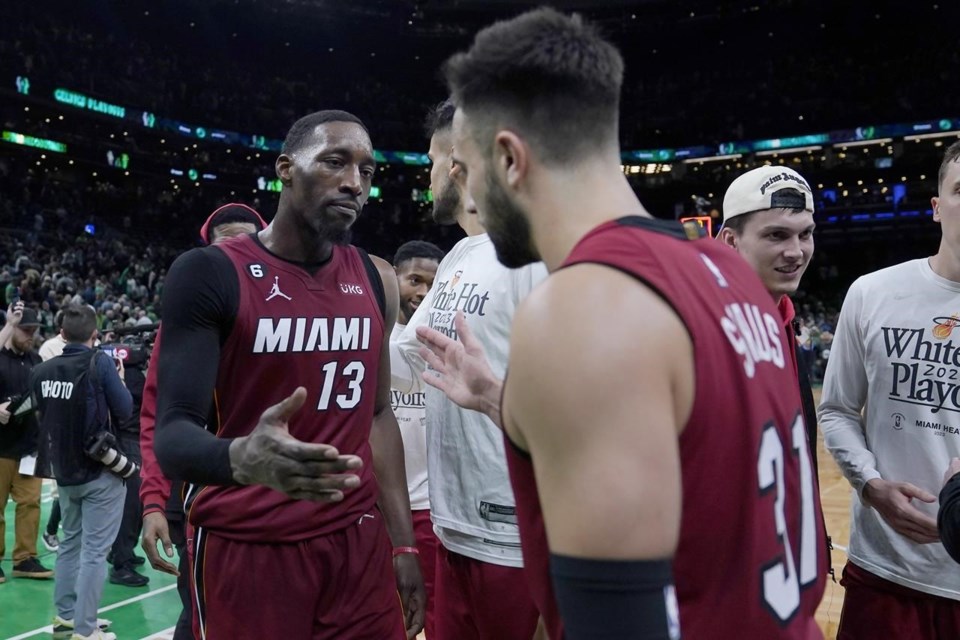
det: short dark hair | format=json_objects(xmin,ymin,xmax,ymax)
[
  {"xmin": 393, "ymin": 241, "xmax": 445, "ymax": 268},
  {"xmin": 939, "ymin": 140, "xmax": 960, "ymax": 191},
  {"xmin": 443, "ymin": 8, "xmax": 623, "ymax": 166},
  {"xmin": 424, "ymin": 99, "xmax": 456, "ymax": 139},
  {"xmin": 61, "ymin": 304, "xmax": 96, "ymax": 343},
  {"xmin": 281, "ymin": 110, "xmax": 369, "ymax": 155},
  {"xmin": 722, "ymin": 214, "xmax": 751, "ymax": 235}
]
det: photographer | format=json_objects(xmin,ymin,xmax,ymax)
[
  {"xmin": 104, "ymin": 333, "xmax": 150, "ymax": 587},
  {"xmin": 31, "ymin": 304, "xmax": 132, "ymax": 640}
]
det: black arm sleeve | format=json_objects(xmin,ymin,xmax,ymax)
[
  {"xmin": 154, "ymin": 247, "xmax": 239, "ymax": 485},
  {"xmin": 550, "ymin": 554, "xmax": 680, "ymax": 639},
  {"xmin": 939, "ymin": 473, "xmax": 960, "ymax": 564}
]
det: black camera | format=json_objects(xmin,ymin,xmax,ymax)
[
  {"xmin": 99, "ymin": 323, "xmax": 158, "ymax": 370},
  {"xmin": 85, "ymin": 431, "xmax": 139, "ymax": 478}
]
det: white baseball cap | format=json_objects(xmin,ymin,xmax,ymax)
[{"xmin": 722, "ymin": 166, "xmax": 814, "ymax": 225}]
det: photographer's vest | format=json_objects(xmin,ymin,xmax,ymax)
[{"xmin": 31, "ymin": 349, "xmax": 108, "ymax": 486}]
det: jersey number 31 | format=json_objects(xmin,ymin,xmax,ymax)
[{"xmin": 758, "ymin": 414, "xmax": 818, "ymax": 623}]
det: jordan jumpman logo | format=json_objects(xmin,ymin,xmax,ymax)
[{"xmin": 265, "ymin": 276, "xmax": 292, "ymax": 301}]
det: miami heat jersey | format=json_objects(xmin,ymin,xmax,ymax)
[
  {"xmin": 505, "ymin": 217, "xmax": 826, "ymax": 639},
  {"xmin": 188, "ymin": 234, "xmax": 385, "ymax": 542}
]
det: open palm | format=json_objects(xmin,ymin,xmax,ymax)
[{"xmin": 415, "ymin": 311, "xmax": 499, "ymax": 413}]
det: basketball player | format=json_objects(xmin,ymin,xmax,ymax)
[
  {"xmin": 822, "ymin": 140, "xmax": 960, "ymax": 637},
  {"xmin": 390, "ymin": 239, "xmax": 445, "ymax": 638},
  {"xmin": 417, "ymin": 9, "xmax": 826, "ymax": 638},
  {"xmin": 390, "ymin": 101, "xmax": 548, "ymax": 639},
  {"xmin": 717, "ymin": 166, "xmax": 820, "ymax": 469},
  {"xmin": 154, "ymin": 111, "xmax": 425, "ymax": 639},
  {"xmin": 139, "ymin": 203, "xmax": 266, "ymax": 640}
]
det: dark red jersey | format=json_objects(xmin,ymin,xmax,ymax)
[
  {"xmin": 505, "ymin": 216, "xmax": 826, "ymax": 639},
  {"xmin": 187, "ymin": 235, "xmax": 386, "ymax": 542}
]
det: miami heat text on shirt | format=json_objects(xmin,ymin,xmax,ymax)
[
  {"xmin": 252, "ymin": 316, "xmax": 374, "ymax": 353},
  {"xmin": 884, "ymin": 326, "xmax": 960, "ymax": 413}
]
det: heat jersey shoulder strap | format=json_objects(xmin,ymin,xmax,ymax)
[{"xmin": 355, "ymin": 247, "xmax": 386, "ymax": 321}]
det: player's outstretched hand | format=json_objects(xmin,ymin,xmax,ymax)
[
  {"xmin": 394, "ymin": 553, "xmax": 426, "ymax": 639},
  {"xmin": 229, "ymin": 387, "xmax": 363, "ymax": 501},
  {"xmin": 141, "ymin": 512, "xmax": 180, "ymax": 576},
  {"xmin": 864, "ymin": 478, "xmax": 940, "ymax": 544},
  {"xmin": 416, "ymin": 311, "xmax": 501, "ymax": 416}
]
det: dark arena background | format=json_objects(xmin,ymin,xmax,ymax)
[{"xmin": 2, "ymin": 0, "xmax": 959, "ymax": 638}]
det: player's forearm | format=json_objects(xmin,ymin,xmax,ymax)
[
  {"xmin": 390, "ymin": 338, "xmax": 425, "ymax": 394},
  {"xmin": 478, "ymin": 377, "xmax": 504, "ymax": 429},
  {"xmin": 370, "ymin": 407, "xmax": 416, "ymax": 547},
  {"xmin": 155, "ymin": 414, "xmax": 236, "ymax": 485},
  {"xmin": 139, "ymin": 438, "xmax": 173, "ymax": 515},
  {"xmin": 819, "ymin": 407, "xmax": 880, "ymax": 493}
]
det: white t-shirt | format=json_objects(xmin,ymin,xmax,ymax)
[
  {"xmin": 819, "ymin": 258, "xmax": 960, "ymax": 599},
  {"xmin": 39, "ymin": 334, "xmax": 67, "ymax": 361},
  {"xmin": 392, "ymin": 234, "xmax": 548, "ymax": 567},
  {"xmin": 390, "ymin": 323, "xmax": 429, "ymax": 511}
]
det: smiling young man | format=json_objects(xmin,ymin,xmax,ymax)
[
  {"xmin": 717, "ymin": 166, "xmax": 820, "ymax": 465},
  {"xmin": 154, "ymin": 110, "xmax": 424, "ymax": 639}
]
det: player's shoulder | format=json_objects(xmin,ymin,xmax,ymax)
[
  {"xmin": 853, "ymin": 258, "xmax": 922, "ymax": 292},
  {"xmin": 516, "ymin": 262, "xmax": 683, "ymax": 347},
  {"xmin": 166, "ymin": 244, "xmax": 237, "ymax": 290},
  {"xmin": 169, "ymin": 244, "xmax": 229, "ymax": 271}
]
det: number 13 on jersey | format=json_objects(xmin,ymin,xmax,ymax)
[
  {"xmin": 317, "ymin": 360, "xmax": 365, "ymax": 410},
  {"xmin": 758, "ymin": 413, "xmax": 818, "ymax": 623}
]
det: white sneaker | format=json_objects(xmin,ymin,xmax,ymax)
[
  {"xmin": 52, "ymin": 615, "xmax": 113, "ymax": 634},
  {"xmin": 69, "ymin": 632, "xmax": 116, "ymax": 640}
]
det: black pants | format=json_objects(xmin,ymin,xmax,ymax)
[
  {"xmin": 110, "ymin": 434, "xmax": 143, "ymax": 569},
  {"xmin": 169, "ymin": 514, "xmax": 192, "ymax": 640}
]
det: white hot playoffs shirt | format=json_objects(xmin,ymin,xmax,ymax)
[
  {"xmin": 820, "ymin": 258, "xmax": 960, "ymax": 599},
  {"xmin": 392, "ymin": 234, "xmax": 548, "ymax": 567}
]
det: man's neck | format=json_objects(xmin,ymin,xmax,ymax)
[
  {"xmin": 929, "ymin": 242, "xmax": 960, "ymax": 283},
  {"xmin": 456, "ymin": 210, "xmax": 485, "ymax": 237},
  {"xmin": 531, "ymin": 166, "xmax": 646, "ymax": 272},
  {"xmin": 259, "ymin": 207, "xmax": 334, "ymax": 263}
]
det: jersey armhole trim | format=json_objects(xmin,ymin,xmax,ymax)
[{"xmin": 356, "ymin": 247, "xmax": 387, "ymax": 321}]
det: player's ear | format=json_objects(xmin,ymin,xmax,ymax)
[
  {"xmin": 932, "ymin": 196, "xmax": 941, "ymax": 222},
  {"xmin": 276, "ymin": 154, "xmax": 294, "ymax": 185},
  {"xmin": 495, "ymin": 131, "xmax": 528, "ymax": 192},
  {"xmin": 717, "ymin": 227, "xmax": 738, "ymax": 250}
]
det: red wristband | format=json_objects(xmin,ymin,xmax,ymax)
[{"xmin": 392, "ymin": 546, "xmax": 419, "ymax": 557}]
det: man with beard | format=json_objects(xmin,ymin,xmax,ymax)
[
  {"xmin": 390, "ymin": 239, "xmax": 445, "ymax": 638},
  {"xmin": 390, "ymin": 100, "xmax": 548, "ymax": 639},
  {"xmin": 0, "ymin": 304, "xmax": 53, "ymax": 582},
  {"xmin": 154, "ymin": 110, "xmax": 425, "ymax": 639},
  {"xmin": 416, "ymin": 9, "xmax": 825, "ymax": 639}
]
